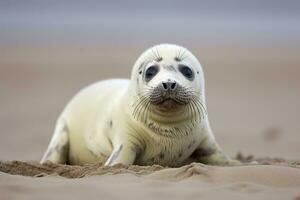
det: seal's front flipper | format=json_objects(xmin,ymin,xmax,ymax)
[
  {"xmin": 192, "ymin": 137, "xmax": 240, "ymax": 166},
  {"xmin": 40, "ymin": 119, "xmax": 69, "ymax": 164},
  {"xmin": 104, "ymin": 144, "xmax": 137, "ymax": 166}
]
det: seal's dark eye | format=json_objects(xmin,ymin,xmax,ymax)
[
  {"xmin": 145, "ymin": 65, "xmax": 159, "ymax": 81},
  {"xmin": 178, "ymin": 65, "xmax": 194, "ymax": 80}
]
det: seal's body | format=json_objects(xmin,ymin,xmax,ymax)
[{"xmin": 41, "ymin": 44, "xmax": 237, "ymax": 167}]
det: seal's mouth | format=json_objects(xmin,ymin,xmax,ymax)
[
  {"xmin": 151, "ymin": 94, "xmax": 189, "ymax": 111},
  {"xmin": 157, "ymin": 97, "xmax": 183, "ymax": 105},
  {"xmin": 156, "ymin": 98, "xmax": 180, "ymax": 109},
  {"xmin": 160, "ymin": 98, "xmax": 176, "ymax": 104}
]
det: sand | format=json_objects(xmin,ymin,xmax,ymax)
[{"xmin": 1, "ymin": 157, "xmax": 300, "ymax": 200}]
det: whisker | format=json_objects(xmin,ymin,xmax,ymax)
[
  {"xmin": 133, "ymin": 95, "xmax": 149, "ymax": 120},
  {"xmin": 155, "ymin": 47, "xmax": 162, "ymax": 61},
  {"xmin": 187, "ymin": 101, "xmax": 195, "ymax": 123},
  {"xmin": 151, "ymin": 49, "xmax": 159, "ymax": 61},
  {"xmin": 135, "ymin": 97, "xmax": 148, "ymax": 120},
  {"xmin": 144, "ymin": 101, "xmax": 152, "ymax": 124},
  {"xmin": 180, "ymin": 49, "xmax": 189, "ymax": 61},
  {"xmin": 196, "ymin": 98, "xmax": 207, "ymax": 115},
  {"xmin": 190, "ymin": 99, "xmax": 201, "ymax": 122}
]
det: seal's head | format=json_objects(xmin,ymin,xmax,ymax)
[{"xmin": 130, "ymin": 44, "xmax": 206, "ymax": 123}]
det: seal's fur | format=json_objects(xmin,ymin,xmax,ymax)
[{"xmin": 41, "ymin": 44, "xmax": 238, "ymax": 167}]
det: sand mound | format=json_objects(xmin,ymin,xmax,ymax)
[
  {"xmin": 148, "ymin": 163, "xmax": 300, "ymax": 187},
  {"xmin": 0, "ymin": 154, "xmax": 299, "ymax": 179},
  {"xmin": 1, "ymin": 156, "xmax": 300, "ymax": 200},
  {"xmin": 0, "ymin": 161, "xmax": 164, "ymax": 178}
]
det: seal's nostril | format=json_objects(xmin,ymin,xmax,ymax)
[
  {"xmin": 170, "ymin": 82, "xmax": 176, "ymax": 90},
  {"xmin": 162, "ymin": 81, "xmax": 177, "ymax": 90},
  {"xmin": 162, "ymin": 82, "xmax": 168, "ymax": 90}
]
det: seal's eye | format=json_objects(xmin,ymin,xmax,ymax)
[
  {"xmin": 178, "ymin": 65, "xmax": 194, "ymax": 80},
  {"xmin": 145, "ymin": 65, "xmax": 159, "ymax": 81}
]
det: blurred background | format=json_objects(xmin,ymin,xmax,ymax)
[{"xmin": 0, "ymin": 0, "xmax": 299, "ymax": 161}]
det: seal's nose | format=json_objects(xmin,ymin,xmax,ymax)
[{"xmin": 162, "ymin": 81, "xmax": 177, "ymax": 91}]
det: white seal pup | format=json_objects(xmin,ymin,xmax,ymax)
[{"xmin": 41, "ymin": 44, "xmax": 238, "ymax": 167}]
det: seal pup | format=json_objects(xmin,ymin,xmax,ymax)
[{"xmin": 41, "ymin": 44, "xmax": 238, "ymax": 167}]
